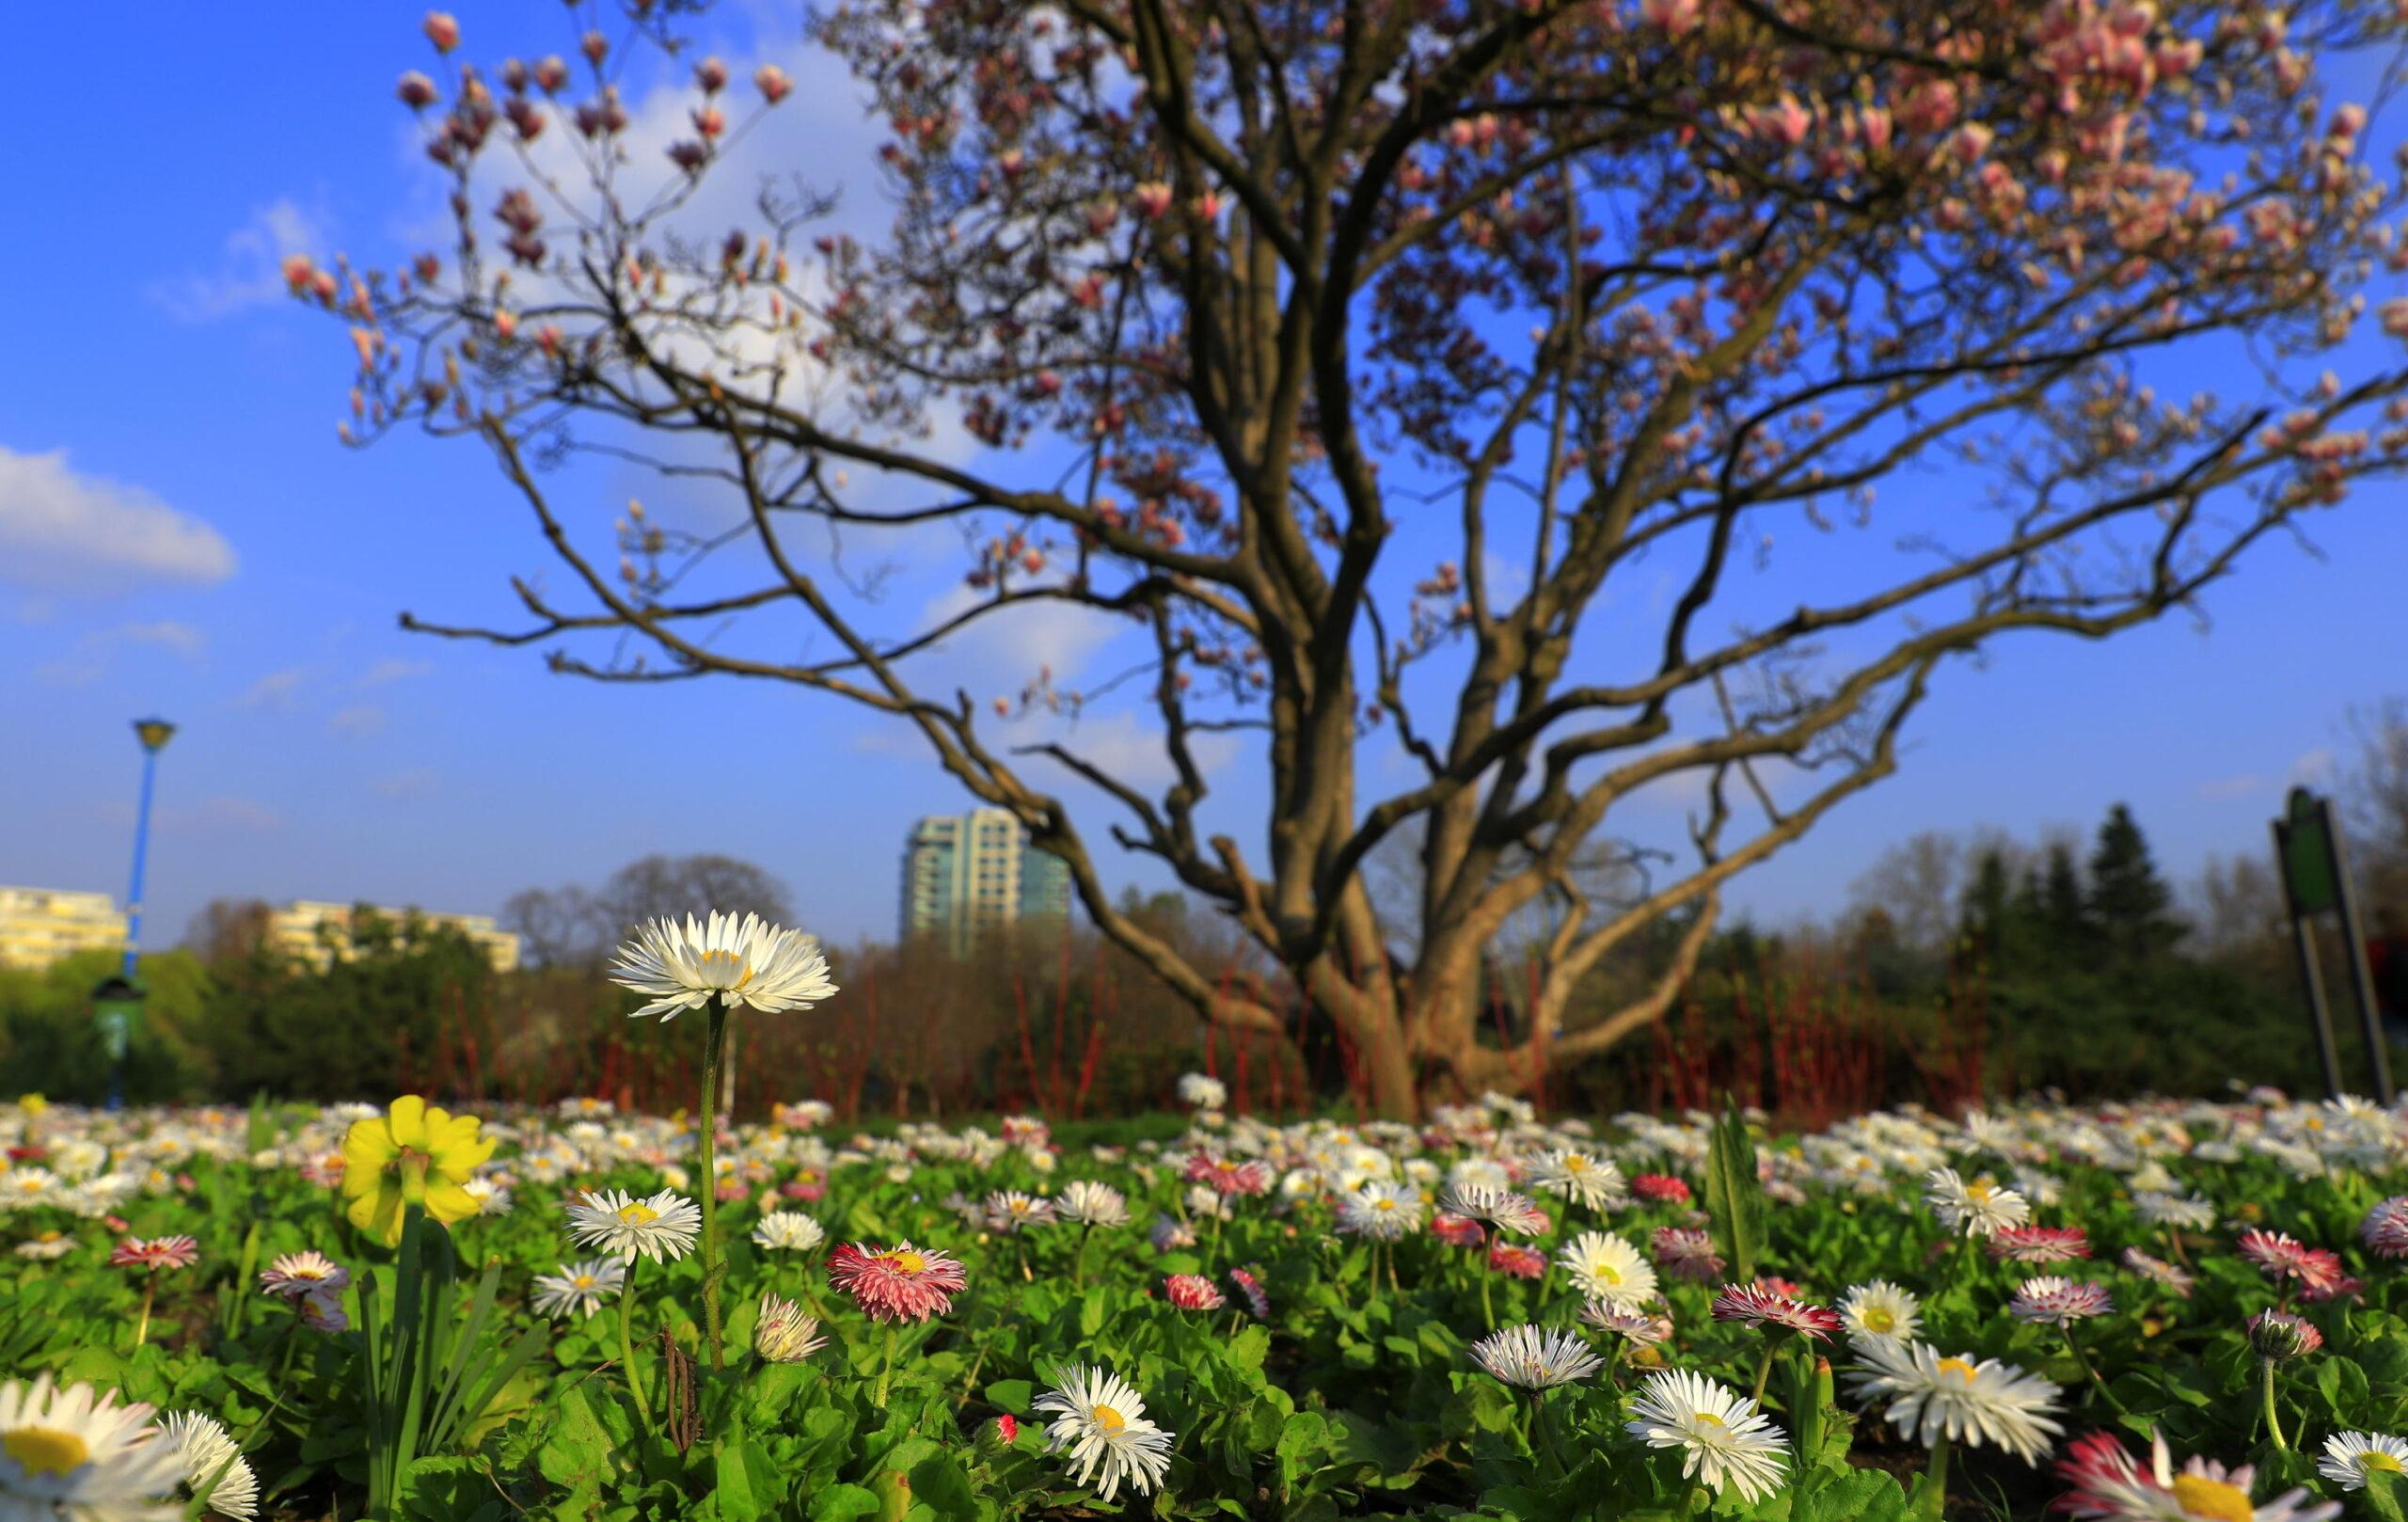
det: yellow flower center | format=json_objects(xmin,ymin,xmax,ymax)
[
  {"xmin": 1937, "ymin": 1357, "xmax": 1977, "ymax": 1383},
  {"xmin": 618, "ymin": 1203, "xmax": 659, "ymax": 1226},
  {"xmin": 2366, "ymin": 1453, "xmax": 2405, "ymax": 1474},
  {"xmin": 1092, "ymin": 1403, "xmax": 1127, "ymax": 1435},
  {"xmin": 1967, "ymin": 1181, "xmax": 1994, "ymax": 1203},
  {"xmin": 693, "ymin": 948, "xmax": 753, "ymax": 989},
  {"xmin": 4, "ymin": 1426, "xmax": 90, "ymax": 1477},
  {"xmin": 573, "ymin": 1275, "xmax": 596, "ymax": 1290},
  {"xmin": 893, "ymin": 1250, "xmax": 928, "ymax": 1274},
  {"xmin": 2171, "ymin": 1475, "xmax": 2255, "ymax": 1522},
  {"xmin": 13, "ymin": 1180, "xmax": 40, "ymax": 1194},
  {"xmin": 1694, "ymin": 1412, "xmax": 1726, "ymax": 1428},
  {"xmin": 34, "ymin": 1231, "xmax": 60, "ymax": 1245},
  {"xmin": 1565, "ymin": 1156, "xmax": 1589, "ymax": 1173},
  {"xmin": 1862, "ymin": 1307, "xmax": 1896, "ymax": 1332},
  {"xmin": 1593, "ymin": 1261, "xmax": 1624, "ymax": 1284},
  {"xmin": 1374, "ymin": 1199, "xmax": 1395, "ymax": 1212}
]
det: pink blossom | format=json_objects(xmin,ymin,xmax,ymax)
[
  {"xmin": 755, "ymin": 65, "xmax": 793, "ymax": 105},
  {"xmin": 398, "ymin": 71, "xmax": 439, "ymax": 110},
  {"xmin": 1640, "ymin": 0, "xmax": 1702, "ymax": 37},
  {"xmin": 695, "ymin": 56, "xmax": 729, "ymax": 94},
  {"xmin": 422, "ymin": 11, "xmax": 459, "ymax": 53}
]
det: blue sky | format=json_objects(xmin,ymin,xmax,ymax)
[{"xmin": 3, "ymin": 1, "xmax": 2403, "ymax": 959}]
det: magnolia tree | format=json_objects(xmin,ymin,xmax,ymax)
[{"xmin": 296, "ymin": 0, "xmax": 2408, "ymax": 1116}]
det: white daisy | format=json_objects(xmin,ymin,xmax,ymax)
[
  {"xmin": 1176, "ymin": 1074, "xmax": 1227, "ymax": 1111},
  {"xmin": 751, "ymin": 1211, "xmax": 826, "ymax": 1253},
  {"xmin": 1625, "ymin": 1369, "xmax": 1790, "ymax": 1502},
  {"xmin": 2321, "ymin": 1432, "xmax": 2408, "ymax": 1491},
  {"xmin": 1526, "ymin": 1149, "xmax": 1631, "ymax": 1213},
  {"xmin": 1056, "ymin": 1181, "xmax": 1130, "ymax": 1228},
  {"xmin": 1924, "ymin": 1166, "xmax": 2031, "ymax": 1238},
  {"xmin": 1839, "ymin": 1280, "xmax": 1923, "ymax": 1348},
  {"xmin": 565, "ymin": 1188, "xmax": 702, "ymax": 1264},
  {"xmin": 609, "ymin": 912, "xmax": 837, "ymax": 1022},
  {"xmin": 1847, "ymin": 1339, "xmax": 2064, "ymax": 1464},
  {"xmin": 1556, "ymin": 1230, "xmax": 1657, "ymax": 1308},
  {"xmin": 2133, "ymin": 1192, "xmax": 2217, "ymax": 1231},
  {"xmin": 752, "ymin": 1293, "xmax": 827, "ymax": 1363},
  {"xmin": 1436, "ymin": 1181, "xmax": 1548, "ymax": 1237},
  {"xmin": 1338, "ymin": 1181, "xmax": 1425, "ymax": 1240},
  {"xmin": 531, "ymin": 1260, "xmax": 626, "ymax": 1321},
  {"xmin": 1033, "ymin": 1364, "xmax": 1175, "ymax": 1502},
  {"xmin": 0, "ymin": 1375, "xmax": 183, "ymax": 1522},
  {"xmin": 1468, "ymin": 1324, "xmax": 1605, "ymax": 1389},
  {"xmin": 162, "ymin": 1412, "xmax": 259, "ymax": 1521}
]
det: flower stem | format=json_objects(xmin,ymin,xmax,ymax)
[
  {"xmin": 1532, "ymin": 1391, "xmax": 1565, "ymax": 1478},
  {"xmin": 698, "ymin": 1005, "xmax": 728, "ymax": 1371},
  {"xmin": 1073, "ymin": 1224, "xmax": 1093, "ymax": 1289},
  {"xmin": 2261, "ymin": 1358, "xmax": 2288, "ymax": 1451},
  {"xmin": 1751, "ymin": 1341, "xmax": 1777, "ymax": 1405},
  {"xmin": 1918, "ymin": 1434, "xmax": 1952, "ymax": 1522},
  {"xmin": 1479, "ymin": 1264, "xmax": 1497, "ymax": 1331},
  {"xmin": 2063, "ymin": 1326, "xmax": 2124, "ymax": 1412},
  {"xmin": 133, "ymin": 1276, "xmax": 156, "ymax": 1349},
  {"xmin": 874, "ymin": 1323, "xmax": 899, "ymax": 1405},
  {"xmin": 617, "ymin": 1258, "xmax": 653, "ymax": 1428}
]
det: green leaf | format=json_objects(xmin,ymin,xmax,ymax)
[
  {"xmin": 810, "ymin": 1483, "xmax": 881, "ymax": 1522},
  {"xmin": 1703, "ymin": 1099, "xmax": 1767, "ymax": 1280},
  {"xmin": 715, "ymin": 1438, "xmax": 780, "ymax": 1522},
  {"xmin": 1228, "ymin": 1325, "xmax": 1270, "ymax": 1374},
  {"xmin": 984, "ymin": 1378, "xmax": 1034, "ymax": 1415}
]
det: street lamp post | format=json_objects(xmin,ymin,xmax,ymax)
[{"xmin": 100, "ymin": 718, "xmax": 176, "ymax": 1110}]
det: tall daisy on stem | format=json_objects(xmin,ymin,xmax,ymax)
[
  {"xmin": 1471, "ymin": 1324, "xmax": 1604, "ymax": 1476},
  {"xmin": 1847, "ymin": 1338, "xmax": 2064, "ymax": 1520},
  {"xmin": 108, "ymin": 1236, "xmax": 198, "ymax": 1349},
  {"xmin": 611, "ymin": 911, "xmax": 836, "ymax": 1371},
  {"xmin": 1625, "ymin": 1368, "xmax": 1789, "ymax": 1510},
  {"xmin": 567, "ymin": 1186, "xmax": 702, "ymax": 1428}
]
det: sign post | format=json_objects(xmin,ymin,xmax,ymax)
[{"xmin": 2272, "ymin": 787, "xmax": 2396, "ymax": 1104}]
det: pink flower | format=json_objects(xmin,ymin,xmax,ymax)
[
  {"xmin": 301, "ymin": 1287, "xmax": 348, "ymax": 1333},
  {"xmin": 1632, "ymin": 1173, "xmax": 1690, "ymax": 1205},
  {"xmin": 2008, "ymin": 1276, "xmax": 2115, "ymax": 1325},
  {"xmin": 259, "ymin": 1251, "xmax": 349, "ymax": 1301},
  {"xmin": 1989, "ymin": 1226, "xmax": 2091, "ymax": 1263},
  {"xmin": 1228, "ymin": 1266, "xmax": 1270, "ymax": 1320},
  {"xmin": 1133, "ymin": 182, "xmax": 1175, "ymax": 219},
  {"xmin": 398, "ymin": 71, "xmax": 439, "ymax": 110},
  {"xmin": 695, "ymin": 56, "xmax": 728, "ymax": 94},
  {"xmin": 1711, "ymin": 1282, "xmax": 1841, "ymax": 1340},
  {"xmin": 1164, "ymin": 1274, "xmax": 1226, "ymax": 1310},
  {"xmin": 533, "ymin": 56, "xmax": 570, "ymax": 94},
  {"xmin": 2361, "ymin": 1197, "xmax": 2408, "ymax": 1258},
  {"xmin": 110, "ymin": 1235, "xmax": 198, "ymax": 1273},
  {"xmin": 1486, "ymin": 1242, "xmax": 1546, "ymax": 1279},
  {"xmin": 2236, "ymin": 1228, "xmax": 2344, "ymax": 1292},
  {"xmin": 2245, "ymin": 1309, "xmax": 2322, "ymax": 1360},
  {"xmin": 1432, "ymin": 1213, "xmax": 1485, "ymax": 1248},
  {"xmin": 755, "ymin": 65, "xmax": 792, "ymax": 104},
  {"xmin": 422, "ymin": 11, "xmax": 460, "ymax": 53},
  {"xmin": 1653, "ymin": 1227, "xmax": 1722, "ymax": 1282},
  {"xmin": 827, "ymin": 1242, "xmax": 968, "ymax": 1324},
  {"xmin": 990, "ymin": 1414, "xmax": 1019, "ymax": 1446},
  {"xmin": 1185, "ymin": 1155, "xmax": 1272, "ymax": 1197}
]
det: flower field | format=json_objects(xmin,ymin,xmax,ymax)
[{"xmin": 7, "ymin": 1086, "xmax": 2408, "ymax": 1522}]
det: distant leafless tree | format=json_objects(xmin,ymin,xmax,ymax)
[
  {"xmin": 183, "ymin": 898, "xmax": 273, "ymax": 967},
  {"xmin": 1848, "ymin": 832, "xmax": 1963, "ymax": 958},
  {"xmin": 2340, "ymin": 699, "xmax": 2408, "ymax": 926}
]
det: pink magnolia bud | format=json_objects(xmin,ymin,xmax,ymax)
[
  {"xmin": 1133, "ymin": 182, "xmax": 1173, "ymax": 218},
  {"xmin": 282, "ymin": 254, "xmax": 317, "ymax": 294},
  {"xmin": 755, "ymin": 64, "xmax": 793, "ymax": 104},
  {"xmin": 692, "ymin": 105, "xmax": 725, "ymax": 139},
  {"xmin": 533, "ymin": 55, "xmax": 570, "ymax": 93},
  {"xmin": 1640, "ymin": 0, "xmax": 1702, "ymax": 35},
  {"xmin": 580, "ymin": 30, "xmax": 609, "ymax": 66},
  {"xmin": 695, "ymin": 56, "xmax": 728, "ymax": 93},
  {"xmin": 422, "ymin": 11, "xmax": 460, "ymax": 53},
  {"xmin": 398, "ymin": 71, "xmax": 439, "ymax": 110}
]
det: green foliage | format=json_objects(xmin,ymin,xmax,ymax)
[{"xmin": 1703, "ymin": 1101, "xmax": 1766, "ymax": 1281}]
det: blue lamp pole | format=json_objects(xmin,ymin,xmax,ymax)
[{"xmin": 102, "ymin": 719, "xmax": 176, "ymax": 1110}]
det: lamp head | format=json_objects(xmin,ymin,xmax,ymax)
[{"xmin": 133, "ymin": 719, "xmax": 176, "ymax": 753}]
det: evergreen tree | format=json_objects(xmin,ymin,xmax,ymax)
[
  {"xmin": 1958, "ymin": 848, "xmax": 2016, "ymax": 959},
  {"xmin": 2041, "ymin": 840, "xmax": 2094, "ymax": 955},
  {"xmin": 2087, "ymin": 803, "xmax": 2185, "ymax": 963}
]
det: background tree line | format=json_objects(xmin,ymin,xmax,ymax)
[{"xmin": 7, "ymin": 704, "xmax": 2404, "ymax": 1118}]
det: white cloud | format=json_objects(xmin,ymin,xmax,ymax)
[
  {"xmin": 911, "ymin": 582, "xmax": 1133, "ymax": 693},
  {"xmin": 35, "ymin": 620, "xmax": 208, "ymax": 686},
  {"xmin": 0, "ymin": 447, "xmax": 237, "ymax": 592},
  {"xmin": 2290, "ymin": 747, "xmax": 2337, "ymax": 787},
  {"xmin": 329, "ymin": 705, "xmax": 388, "ymax": 738},
  {"xmin": 148, "ymin": 198, "xmax": 333, "ymax": 322},
  {"xmin": 237, "ymin": 666, "xmax": 312, "ymax": 710},
  {"xmin": 1022, "ymin": 710, "xmax": 1241, "ymax": 792},
  {"xmin": 358, "ymin": 658, "xmax": 433, "ymax": 688},
  {"xmin": 373, "ymin": 768, "xmax": 437, "ymax": 799}
]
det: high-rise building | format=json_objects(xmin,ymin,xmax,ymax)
[
  {"xmin": 264, "ymin": 901, "xmax": 522, "ymax": 974},
  {"xmin": 0, "ymin": 887, "xmax": 129, "ymax": 971},
  {"xmin": 899, "ymin": 809, "xmax": 1072, "ymax": 952}
]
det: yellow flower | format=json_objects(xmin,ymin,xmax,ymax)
[
  {"xmin": 340, "ymin": 1095, "xmax": 495, "ymax": 1246},
  {"xmin": 18, "ymin": 1094, "xmax": 45, "ymax": 1117}
]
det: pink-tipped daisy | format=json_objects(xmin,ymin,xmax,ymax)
[
  {"xmin": 1654, "ymin": 1227, "xmax": 1724, "ymax": 1282},
  {"xmin": 2235, "ymin": 1229, "xmax": 2330, "ymax": 1286},
  {"xmin": 1633, "ymin": 1173, "xmax": 1692, "ymax": 1205},
  {"xmin": 1164, "ymin": 1274, "xmax": 1225, "ymax": 1310},
  {"xmin": 1228, "ymin": 1266, "xmax": 1271, "ymax": 1320},
  {"xmin": 2359, "ymin": 1197, "xmax": 2408, "ymax": 1260},
  {"xmin": 1432, "ymin": 1213, "xmax": 1486, "ymax": 1247},
  {"xmin": 1184, "ymin": 1155, "xmax": 1273, "ymax": 1197},
  {"xmin": 1582, "ymin": 1299, "xmax": 1674, "ymax": 1346},
  {"xmin": 108, "ymin": 1236, "xmax": 198, "ymax": 1272},
  {"xmin": 1487, "ymin": 1243, "xmax": 1546, "ymax": 1280},
  {"xmin": 258, "ymin": 1251, "xmax": 349, "ymax": 1300},
  {"xmin": 1711, "ymin": 1282, "xmax": 1842, "ymax": 1340},
  {"xmin": 827, "ymin": 1241, "xmax": 968, "ymax": 1324},
  {"xmin": 2008, "ymin": 1276, "xmax": 2115, "ymax": 1326},
  {"xmin": 1988, "ymin": 1227, "xmax": 2091, "ymax": 1264},
  {"xmin": 2120, "ymin": 1247, "xmax": 2194, "ymax": 1298},
  {"xmin": 2246, "ymin": 1310, "xmax": 2323, "ymax": 1361},
  {"xmin": 1439, "ymin": 1183, "xmax": 1550, "ymax": 1238}
]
